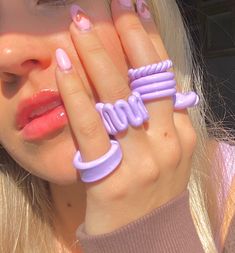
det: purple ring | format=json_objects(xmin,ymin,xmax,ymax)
[
  {"xmin": 128, "ymin": 59, "xmax": 173, "ymax": 81},
  {"xmin": 173, "ymin": 92, "xmax": 200, "ymax": 110},
  {"xmin": 96, "ymin": 92, "xmax": 149, "ymax": 135},
  {"xmin": 133, "ymin": 80, "xmax": 176, "ymax": 94},
  {"xmin": 140, "ymin": 88, "xmax": 177, "ymax": 102},
  {"xmin": 131, "ymin": 72, "xmax": 175, "ymax": 89},
  {"xmin": 73, "ymin": 140, "xmax": 122, "ymax": 183}
]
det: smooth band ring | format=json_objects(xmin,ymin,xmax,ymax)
[
  {"xmin": 73, "ymin": 140, "xmax": 123, "ymax": 183},
  {"xmin": 133, "ymin": 80, "xmax": 176, "ymax": 94},
  {"xmin": 140, "ymin": 88, "xmax": 177, "ymax": 102},
  {"xmin": 130, "ymin": 72, "xmax": 175, "ymax": 89}
]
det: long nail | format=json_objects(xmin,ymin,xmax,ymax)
[
  {"xmin": 56, "ymin": 48, "xmax": 72, "ymax": 72},
  {"xmin": 70, "ymin": 4, "xmax": 91, "ymax": 31},
  {"xmin": 136, "ymin": 0, "xmax": 151, "ymax": 19},
  {"xmin": 119, "ymin": 0, "xmax": 132, "ymax": 8}
]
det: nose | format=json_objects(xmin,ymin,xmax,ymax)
[{"xmin": 0, "ymin": 34, "xmax": 51, "ymax": 77}]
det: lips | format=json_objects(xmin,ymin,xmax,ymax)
[
  {"xmin": 16, "ymin": 90, "xmax": 64, "ymax": 130},
  {"xmin": 16, "ymin": 90, "xmax": 68, "ymax": 141}
]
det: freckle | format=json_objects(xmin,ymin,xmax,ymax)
[
  {"xmin": 67, "ymin": 203, "xmax": 72, "ymax": 208},
  {"xmin": 164, "ymin": 132, "xmax": 168, "ymax": 137}
]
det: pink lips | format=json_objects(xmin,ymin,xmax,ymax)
[{"xmin": 16, "ymin": 90, "xmax": 68, "ymax": 141}]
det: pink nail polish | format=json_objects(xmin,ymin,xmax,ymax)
[
  {"xmin": 56, "ymin": 48, "xmax": 72, "ymax": 72},
  {"xmin": 136, "ymin": 0, "xmax": 151, "ymax": 19},
  {"xmin": 119, "ymin": 0, "xmax": 132, "ymax": 8},
  {"xmin": 70, "ymin": 4, "xmax": 91, "ymax": 31}
]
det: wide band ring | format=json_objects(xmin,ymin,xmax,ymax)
[
  {"xmin": 96, "ymin": 92, "xmax": 149, "ymax": 135},
  {"xmin": 73, "ymin": 140, "xmax": 123, "ymax": 183}
]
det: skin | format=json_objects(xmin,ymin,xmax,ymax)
[{"xmin": 0, "ymin": 0, "xmax": 197, "ymax": 252}]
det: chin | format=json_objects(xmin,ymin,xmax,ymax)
[
  {"xmin": 45, "ymin": 171, "xmax": 81, "ymax": 186},
  {"xmin": 28, "ymin": 142, "xmax": 82, "ymax": 186},
  {"xmin": 6, "ymin": 127, "xmax": 82, "ymax": 186}
]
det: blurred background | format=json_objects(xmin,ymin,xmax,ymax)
[{"xmin": 177, "ymin": 0, "xmax": 235, "ymax": 137}]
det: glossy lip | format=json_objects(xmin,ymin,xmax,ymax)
[{"xmin": 16, "ymin": 89, "xmax": 64, "ymax": 130}]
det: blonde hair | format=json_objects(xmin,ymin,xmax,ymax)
[{"xmin": 0, "ymin": 0, "xmax": 233, "ymax": 252}]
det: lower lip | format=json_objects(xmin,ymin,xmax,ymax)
[{"xmin": 21, "ymin": 105, "xmax": 68, "ymax": 141}]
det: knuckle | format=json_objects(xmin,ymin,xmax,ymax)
[
  {"xmin": 67, "ymin": 87, "xmax": 86, "ymax": 99},
  {"xmin": 79, "ymin": 115, "xmax": 102, "ymax": 138},
  {"xmin": 182, "ymin": 125, "xmax": 197, "ymax": 156},
  {"xmin": 139, "ymin": 157, "xmax": 160, "ymax": 184},
  {"xmin": 164, "ymin": 138, "xmax": 182, "ymax": 169},
  {"xmin": 106, "ymin": 181, "xmax": 128, "ymax": 201},
  {"xmin": 126, "ymin": 21, "xmax": 144, "ymax": 33},
  {"xmin": 108, "ymin": 86, "xmax": 130, "ymax": 102},
  {"xmin": 153, "ymin": 130, "xmax": 183, "ymax": 170},
  {"xmin": 87, "ymin": 43, "xmax": 105, "ymax": 56}
]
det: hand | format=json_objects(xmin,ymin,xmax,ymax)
[{"xmin": 55, "ymin": 1, "xmax": 196, "ymax": 235}]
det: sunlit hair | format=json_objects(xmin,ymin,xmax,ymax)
[{"xmin": 0, "ymin": 0, "xmax": 234, "ymax": 252}]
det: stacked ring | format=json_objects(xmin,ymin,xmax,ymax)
[
  {"xmin": 73, "ymin": 140, "xmax": 123, "ymax": 183},
  {"xmin": 128, "ymin": 59, "xmax": 173, "ymax": 81},
  {"xmin": 96, "ymin": 91, "xmax": 149, "ymax": 135},
  {"xmin": 128, "ymin": 60, "xmax": 199, "ymax": 109}
]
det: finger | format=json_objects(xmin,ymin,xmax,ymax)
[
  {"xmin": 134, "ymin": 0, "xmax": 196, "ymax": 159},
  {"xmin": 69, "ymin": 5, "xmax": 130, "ymax": 104},
  {"xmin": 135, "ymin": 0, "xmax": 181, "ymax": 92},
  {"xmin": 135, "ymin": 1, "xmax": 169, "ymax": 59},
  {"xmin": 55, "ymin": 48, "xmax": 110, "ymax": 162},
  {"xmin": 111, "ymin": 0, "xmax": 175, "ymax": 132},
  {"xmin": 112, "ymin": 0, "xmax": 163, "ymax": 67}
]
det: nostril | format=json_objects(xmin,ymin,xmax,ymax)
[
  {"xmin": 21, "ymin": 59, "xmax": 40, "ymax": 69},
  {"xmin": 1, "ymin": 72, "xmax": 19, "ymax": 84}
]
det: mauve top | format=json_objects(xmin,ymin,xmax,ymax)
[{"xmin": 76, "ymin": 143, "xmax": 235, "ymax": 253}]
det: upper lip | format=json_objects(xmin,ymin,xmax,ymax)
[{"xmin": 16, "ymin": 90, "xmax": 63, "ymax": 130}]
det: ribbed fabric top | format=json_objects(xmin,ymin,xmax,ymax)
[{"xmin": 76, "ymin": 190, "xmax": 204, "ymax": 253}]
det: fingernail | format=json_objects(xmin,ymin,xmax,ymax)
[
  {"xmin": 70, "ymin": 4, "xmax": 91, "ymax": 31},
  {"xmin": 136, "ymin": 0, "xmax": 151, "ymax": 19},
  {"xmin": 119, "ymin": 0, "xmax": 132, "ymax": 8},
  {"xmin": 56, "ymin": 48, "xmax": 72, "ymax": 72}
]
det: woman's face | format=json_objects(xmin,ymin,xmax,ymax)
[{"xmin": 0, "ymin": 0, "xmax": 127, "ymax": 184}]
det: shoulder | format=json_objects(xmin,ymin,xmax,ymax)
[{"xmin": 219, "ymin": 142, "xmax": 235, "ymax": 248}]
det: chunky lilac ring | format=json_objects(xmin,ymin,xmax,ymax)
[
  {"xmin": 140, "ymin": 88, "xmax": 177, "ymax": 102},
  {"xmin": 73, "ymin": 140, "xmax": 122, "ymax": 183},
  {"xmin": 128, "ymin": 59, "xmax": 173, "ymax": 81},
  {"xmin": 173, "ymin": 92, "xmax": 200, "ymax": 110},
  {"xmin": 130, "ymin": 72, "xmax": 175, "ymax": 89},
  {"xmin": 133, "ymin": 80, "xmax": 176, "ymax": 95},
  {"xmin": 96, "ymin": 92, "xmax": 149, "ymax": 135}
]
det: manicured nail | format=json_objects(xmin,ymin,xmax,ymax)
[
  {"xmin": 136, "ymin": 0, "xmax": 151, "ymax": 19},
  {"xmin": 119, "ymin": 0, "xmax": 132, "ymax": 8},
  {"xmin": 70, "ymin": 4, "xmax": 91, "ymax": 31},
  {"xmin": 56, "ymin": 48, "xmax": 72, "ymax": 72}
]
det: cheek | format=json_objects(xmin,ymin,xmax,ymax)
[{"xmin": 0, "ymin": 15, "xmax": 127, "ymax": 186}]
